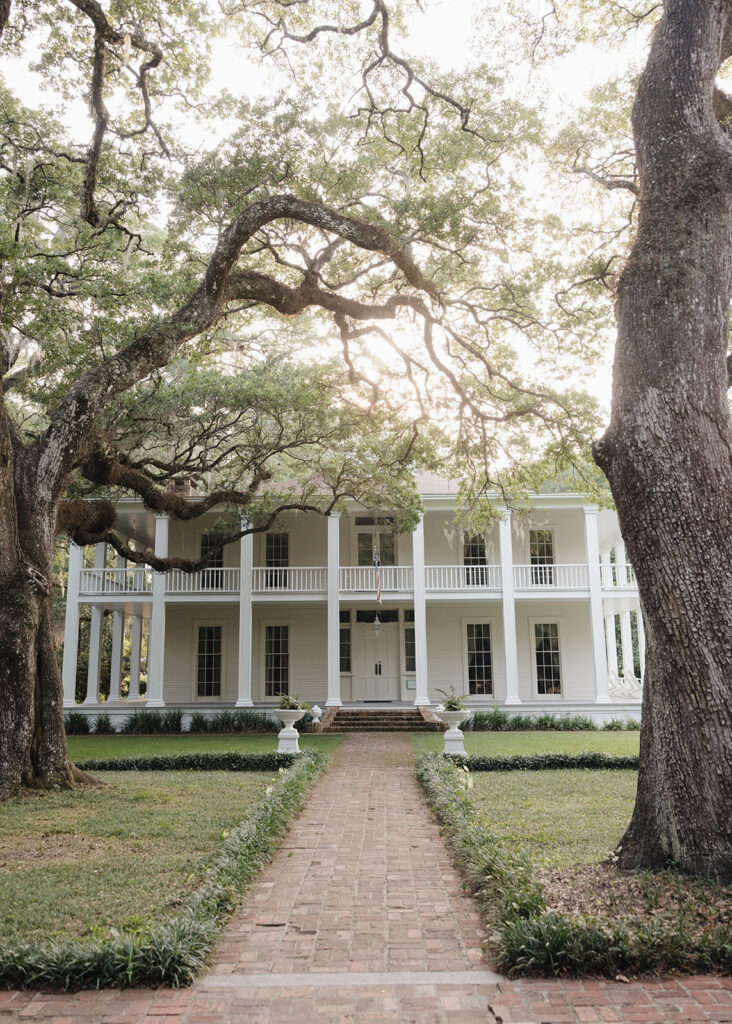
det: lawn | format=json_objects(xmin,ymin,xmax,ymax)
[
  {"xmin": 0, "ymin": 770, "xmax": 275, "ymax": 944},
  {"xmin": 68, "ymin": 732, "xmax": 342, "ymax": 761},
  {"xmin": 469, "ymin": 768, "xmax": 637, "ymax": 869},
  {"xmin": 410, "ymin": 730, "xmax": 640, "ymax": 756}
]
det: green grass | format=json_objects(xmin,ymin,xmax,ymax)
[
  {"xmin": 469, "ymin": 769, "xmax": 638, "ymax": 869},
  {"xmin": 411, "ymin": 731, "xmax": 640, "ymax": 756},
  {"xmin": 68, "ymin": 733, "xmax": 342, "ymax": 760},
  {"xmin": 0, "ymin": 770, "xmax": 275, "ymax": 944}
]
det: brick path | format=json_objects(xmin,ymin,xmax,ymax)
[{"xmin": 1, "ymin": 733, "xmax": 731, "ymax": 1023}]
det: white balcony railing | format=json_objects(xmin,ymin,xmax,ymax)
[
  {"xmin": 166, "ymin": 568, "xmax": 241, "ymax": 594},
  {"xmin": 79, "ymin": 567, "xmax": 152, "ymax": 595},
  {"xmin": 600, "ymin": 563, "xmax": 637, "ymax": 588},
  {"xmin": 251, "ymin": 567, "xmax": 327, "ymax": 593},
  {"xmin": 513, "ymin": 564, "xmax": 589, "ymax": 590},
  {"xmin": 339, "ymin": 565, "xmax": 414, "ymax": 593},
  {"xmin": 425, "ymin": 564, "xmax": 501, "ymax": 592}
]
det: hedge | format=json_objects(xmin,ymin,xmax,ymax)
[
  {"xmin": 0, "ymin": 752, "xmax": 327, "ymax": 991},
  {"xmin": 415, "ymin": 752, "xmax": 731, "ymax": 978},
  {"xmin": 76, "ymin": 751, "xmax": 302, "ymax": 772},
  {"xmin": 446, "ymin": 751, "xmax": 639, "ymax": 772}
]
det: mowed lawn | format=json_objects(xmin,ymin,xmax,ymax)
[
  {"xmin": 412, "ymin": 731, "xmax": 640, "ymax": 869},
  {"xmin": 410, "ymin": 730, "xmax": 640, "ymax": 756},
  {"xmin": 67, "ymin": 732, "xmax": 342, "ymax": 761},
  {"xmin": 0, "ymin": 770, "xmax": 276, "ymax": 944}
]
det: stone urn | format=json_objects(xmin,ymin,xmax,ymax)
[
  {"xmin": 433, "ymin": 708, "xmax": 467, "ymax": 757},
  {"xmin": 310, "ymin": 704, "xmax": 322, "ymax": 724},
  {"xmin": 275, "ymin": 708, "xmax": 306, "ymax": 753}
]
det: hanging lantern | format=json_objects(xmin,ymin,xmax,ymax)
[{"xmin": 373, "ymin": 613, "xmax": 381, "ymax": 637}]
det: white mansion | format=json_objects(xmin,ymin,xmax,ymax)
[{"xmin": 62, "ymin": 476, "xmax": 644, "ymax": 724}]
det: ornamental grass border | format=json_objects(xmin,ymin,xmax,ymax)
[
  {"xmin": 415, "ymin": 752, "xmax": 731, "ymax": 978},
  {"xmin": 0, "ymin": 751, "xmax": 327, "ymax": 992}
]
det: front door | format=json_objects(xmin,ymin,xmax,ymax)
[{"xmin": 352, "ymin": 622, "xmax": 399, "ymax": 700}]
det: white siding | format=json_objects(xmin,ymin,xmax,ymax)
[
  {"xmin": 425, "ymin": 601, "xmax": 506, "ymax": 701},
  {"xmin": 163, "ymin": 603, "xmax": 239, "ymax": 703},
  {"xmin": 511, "ymin": 508, "xmax": 587, "ymax": 565},
  {"xmin": 515, "ymin": 600, "xmax": 595, "ymax": 702},
  {"xmin": 251, "ymin": 603, "xmax": 328, "ymax": 703}
]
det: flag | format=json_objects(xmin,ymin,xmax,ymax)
[{"xmin": 373, "ymin": 548, "xmax": 382, "ymax": 604}]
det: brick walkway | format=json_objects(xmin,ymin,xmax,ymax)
[{"xmin": 1, "ymin": 734, "xmax": 730, "ymax": 1023}]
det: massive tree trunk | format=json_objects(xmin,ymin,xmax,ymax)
[
  {"xmin": 594, "ymin": 0, "xmax": 732, "ymax": 881},
  {"xmin": 0, "ymin": 436, "xmax": 80, "ymax": 797}
]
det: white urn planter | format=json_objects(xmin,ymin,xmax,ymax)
[
  {"xmin": 434, "ymin": 708, "xmax": 467, "ymax": 756},
  {"xmin": 275, "ymin": 708, "xmax": 306, "ymax": 753}
]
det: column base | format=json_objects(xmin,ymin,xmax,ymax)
[
  {"xmin": 413, "ymin": 698, "xmax": 431, "ymax": 707},
  {"xmin": 235, "ymin": 699, "xmax": 254, "ymax": 707},
  {"xmin": 594, "ymin": 696, "xmax": 613, "ymax": 704},
  {"xmin": 145, "ymin": 699, "xmax": 166, "ymax": 707},
  {"xmin": 504, "ymin": 697, "xmax": 522, "ymax": 705},
  {"xmin": 83, "ymin": 697, "xmax": 99, "ymax": 706},
  {"xmin": 325, "ymin": 698, "xmax": 342, "ymax": 707}
]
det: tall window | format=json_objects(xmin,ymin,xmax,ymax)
[
  {"xmin": 200, "ymin": 533, "xmax": 224, "ymax": 589},
  {"xmin": 197, "ymin": 625, "xmax": 222, "ymax": 697},
  {"xmin": 530, "ymin": 529, "xmax": 555, "ymax": 585},
  {"xmin": 356, "ymin": 516, "xmax": 396, "ymax": 567},
  {"xmin": 339, "ymin": 610, "xmax": 351, "ymax": 673},
  {"xmin": 466, "ymin": 623, "xmax": 493, "ymax": 695},
  {"xmin": 265, "ymin": 624, "xmax": 289, "ymax": 696},
  {"xmin": 464, "ymin": 534, "xmax": 487, "ymax": 586},
  {"xmin": 265, "ymin": 533, "xmax": 289, "ymax": 588},
  {"xmin": 534, "ymin": 623, "xmax": 561, "ymax": 694},
  {"xmin": 404, "ymin": 609, "xmax": 416, "ymax": 673}
]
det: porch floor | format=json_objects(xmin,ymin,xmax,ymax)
[{"xmin": 2, "ymin": 735, "xmax": 729, "ymax": 1022}]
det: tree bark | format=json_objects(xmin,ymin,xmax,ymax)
[{"xmin": 594, "ymin": 0, "xmax": 732, "ymax": 881}]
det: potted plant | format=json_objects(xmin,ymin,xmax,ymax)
[
  {"xmin": 274, "ymin": 694, "xmax": 309, "ymax": 753},
  {"xmin": 433, "ymin": 687, "xmax": 469, "ymax": 756}
]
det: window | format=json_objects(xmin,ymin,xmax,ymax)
[
  {"xmin": 339, "ymin": 610, "xmax": 351, "ymax": 673},
  {"xmin": 404, "ymin": 609, "xmax": 416, "ymax": 672},
  {"xmin": 264, "ymin": 624, "xmax": 289, "ymax": 696},
  {"xmin": 464, "ymin": 534, "xmax": 487, "ymax": 586},
  {"xmin": 530, "ymin": 529, "xmax": 555, "ymax": 585},
  {"xmin": 466, "ymin": 623, "xmax": 493, "ymax": 695},
  {"xmin": 200, "ymin": 533, "xmax": 224, "ymax": 589},
  {"xmin": 357, "ymin": 517, "xmax": 396, "ymax": 567},
  {"xmin": 534, "ymin": 623, "xmax": 561, "ymax": 695},
  {"xmin": 197, "ymin": 625, "xmax": 222, "ymax": 697},
  {"xmin": 265, "ymin": 533, "xmax": 289, "ymax": 588}
]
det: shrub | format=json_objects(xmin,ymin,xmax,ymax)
[
  {"xmin": 161, "ymin": 709, "xmax": 183, "ymax": 734},
  {"xmin": 63, "ymin": 712, "xmax": 89, "ymax": 735},
  {"xmin": 626, "ymin": 718, "xmax": 641, "ymax": 730},
  {"xmin": 448, "ymin": 751, "xmax": 639, "ymax": 772},
  {"xmin": 465, "ymin": 710, "xmax": 599, "ymax": 732},
  {"xmin": 602, "ymin": 718, "xmax": 627, "ymax": 731},
  {"xmin": 92, "ymin": 714, "xmax": 116, "ymax": 735},
  {"xmin": 188, "ymin": 711, "xmax": 210, "ymax": 733},
  {"xmin": 121, "ymin": 709, "xmax": 163, "ymax": 734},
  {"xmin": 464, "ymin": 708, "xmax": 511, "ymax": 731}
]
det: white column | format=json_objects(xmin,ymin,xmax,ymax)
[
  {"xmin": 146, "ymin": 515, "xmax": 168, "ymax": 707},
  {"xmin": 84, "ymin": 543, "xmax": 106, "ymax": 705},
  {"xmin": 620, "ymin": 610, "xmax": 634, "ymax": 679},
  {"xmin": 584, "ymin": 508, "xmax": 611, "ymax": 703},
  {"xmin": 499, "ymin": 512, "xmax": 520, "ymax": 704},
  {"xmin": 326, "ymin": 513, "xmax": 342, "ymax": 707},
  {"xmin": 605, "ymin": 614, "xmax": 619, "ymax": 676},
  {"xmin": 600, "ymin": 548, "xmax": 612, "ymax": 589},
  {"xmin": 128, "ymin": 614, "xmax": 142, "ymax": 700},
  {"xmin": 109, "ymin": 553, "xmax": 125, "ymax": 701},
  {"xmin": 637, "ymin": 605, "xmax": 646, "ymax": 679},
  {"xmin": 412, "ymin": 513, "xmax": 430, "ymax": 706},
  {"xmin": 62, "ymin": 542, "xmax": 83, "ymax": 706},
  {"xmin": 236, "ymin": 521, "xmax": 254, "ymax": 706}
]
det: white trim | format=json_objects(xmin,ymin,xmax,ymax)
[
  {"xmin": 460, "ymin": 616, "xmax": 497, "ymax": 699},
  {"xmin": 259, "ymin": 619, "xmax": 293, "ymax": 702},
  {"xmin": 528, "ymin": 617, "xmax": 564, "ymax": 699},
  {"xmin": 192, "ymin": 619, "xmax": 226, "ymax": 701}
]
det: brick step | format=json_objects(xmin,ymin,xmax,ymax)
[{"xmin": 324, "ymin": 708, "xmax": 445, "ymax": 732}]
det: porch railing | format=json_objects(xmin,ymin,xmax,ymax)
[
  {"xmin": 339, "ymin": 565, "xmax": 414, "ymax": 593},
  {"xmin": 251, "ymin": 567, "xmax": 327, "ymax": 593},
  {"xmin": 79, "ymin": 567, "xmax": 152, "ymax": 595},
  {"xmin": 600, "ymin": 562, "xmax": 637, "ymax": 588},
  {"xmin": 513, "ymin": 563, "xmax": 589, "ymax": 590},
  {"xmin": 165, "ymin": 568, "xmax": 241, "ymax": 593},
  {"xmin": 425, "ymin": 564, "xmax": 501, "ymax": 592}
]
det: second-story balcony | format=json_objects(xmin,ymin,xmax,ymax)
[{"xmin": 76, "ymin": 559, "xmax": 639, "ymax": 600}]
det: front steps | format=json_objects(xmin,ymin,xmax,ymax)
[{"xmin": 323, "ymin": 707, "xmax": 445, "ymax": 733}]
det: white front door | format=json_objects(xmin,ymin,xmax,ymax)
[{"xmin": 352, "ymin": 623, "xmax": 400, "ymax": 700}]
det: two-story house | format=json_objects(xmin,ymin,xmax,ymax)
[{"xmin": 61, "ymin": 475, "xmax": 643, "ymax": 725}]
